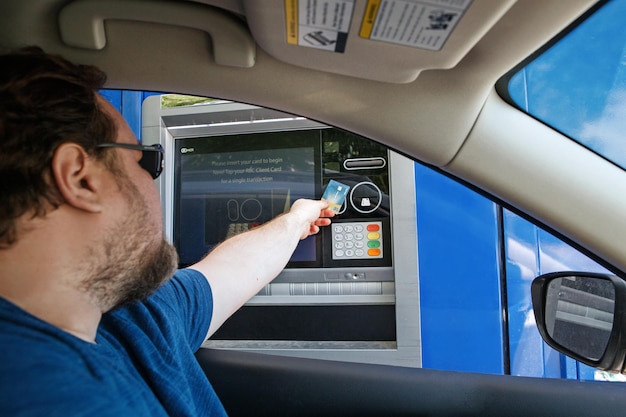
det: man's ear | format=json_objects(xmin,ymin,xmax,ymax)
[{"xmin": 51, "ymin": 143, "xmax": 104, "ymax": 213}]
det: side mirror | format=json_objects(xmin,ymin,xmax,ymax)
[{"xmin": 531, "ymin": 272, "xmax": 626, "ymax": 373}]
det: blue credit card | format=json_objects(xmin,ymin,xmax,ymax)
[{"xmin": 322, "ymin": 179, "xmax": 350, "ymax": 213}]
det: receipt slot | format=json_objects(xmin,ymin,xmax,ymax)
[{"xmin": 143, "ymin": 98, "xmax": 421, "ymax": 367}]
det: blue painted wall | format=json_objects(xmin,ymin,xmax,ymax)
[
  {"xmin": 415, "ymin": 163, "xmax": 505, "ymax": 374},
  {"xmin": 414, "ymin": 158, "xmax": 606, "ymax": 379},
  {"xmin": 100, "ymin": 90, "xmax": 156, "ymax": 141}
]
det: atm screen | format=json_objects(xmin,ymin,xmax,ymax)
[
  {"xmin": 174, "ymin": 130, "xmax": 321, "ymax": 267},
  {"xmin": 173, "ymin": 125, "xmax": 393, "ymax": 278}
]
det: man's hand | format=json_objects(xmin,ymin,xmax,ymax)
[{"xmin": 289, "ymin": 199, "xmax": 335, "ymax": 240}]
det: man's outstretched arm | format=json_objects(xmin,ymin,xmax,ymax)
[{"xmin": 189, "ymin": 199, "xmax": 334, "ymax": 339}]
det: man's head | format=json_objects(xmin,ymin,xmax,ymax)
[
  {"xmin": 0, "ymin": 47, "xmax": 177, "ymax": 311},
  {"xmin": 0, "ymin": 46, "xmax": 116, "ymax": 248}
]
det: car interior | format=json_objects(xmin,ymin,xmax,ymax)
[{"xmin": 3, "ymin": 0, "xmax": 626, "ymax": 415}]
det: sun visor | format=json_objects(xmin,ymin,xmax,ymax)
[{"xmin": 243, "ymin": 0, "xmax": 516, "ymax": 83}]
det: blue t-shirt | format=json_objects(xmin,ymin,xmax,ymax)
[{"xmin": 0, "ymin": 269, "xmax": 227, "ymax": 416}]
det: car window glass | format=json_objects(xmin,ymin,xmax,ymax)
[
  {"xmin": 104, "ymin": 89, "xmax": 618, "ymax": 382},
  {"xmin": 505, "ymin": 0, "xmax": 626, "ymax": 170}
]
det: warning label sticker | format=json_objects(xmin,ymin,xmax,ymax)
[
  {"xmin": 285, "ymin": 0, "xmax": 355, "ymax": 53},
  {"xmin": 360, "ymin": 0, "xmax": 472, "ymax": 51}
]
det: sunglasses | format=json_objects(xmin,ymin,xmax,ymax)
[{"xmin": 96, "ymin": 143, "xmax": 164, "ymax": 179}]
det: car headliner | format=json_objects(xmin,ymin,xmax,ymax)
[{"xmin": 2, "ymin": 0, "xmax": 624, "ymax": 275}]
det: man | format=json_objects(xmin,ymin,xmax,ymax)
[{"xmin": 0, "ymin": 47, "xmax": 334, "ymax": 416}]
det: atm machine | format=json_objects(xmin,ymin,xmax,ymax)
[{"xmin": 143, "ymin": 97, "xmax": 421, "ymax": 367}]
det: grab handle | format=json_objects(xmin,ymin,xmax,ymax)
[{"xmin": 59, "ymin": 0, "xmax": 255, "ymax": 68}]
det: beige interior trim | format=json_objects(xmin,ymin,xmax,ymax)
[{"xmin": 449, "ymin": 89, "xmax": 626, "ymax": 272}]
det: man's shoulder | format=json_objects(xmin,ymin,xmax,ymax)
[
  {"xmin": 0, "ymin": 310, "xmax": 167, "ymax": 417},
  {"xmin": 0, "ymin": 360, "xmax": 154, "ymax": 417},
  {"xmin": 0, "ymin": 298, "xmax": 101, "ymax": 378},
  {"xmin": 0, "ymin": 335, "xmax": 124, "ymax": 416},
  {"xmin": 0, "ymin": 297, "xmax": 110, "ymax": 388},
  {"xmin": 0, "ymin": 297, "xmax": 74, "ymax": 352}
]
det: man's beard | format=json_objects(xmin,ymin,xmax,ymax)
[{"xmin": 80, "ymin": 175, "xmax": 178, "ymax": 312}]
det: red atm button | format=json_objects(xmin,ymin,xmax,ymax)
[{"xmin": 366, "ymin": 224, "xmax": 380, "ymax": 232}]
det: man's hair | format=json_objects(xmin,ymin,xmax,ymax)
[{"xmin": 0, "ymin": 46, "xmax": 115, "ymax": 248}]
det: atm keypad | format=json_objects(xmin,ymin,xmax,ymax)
[{"xmin": 332, "ymin": 221, "xmax": 383, "ymax": 259}]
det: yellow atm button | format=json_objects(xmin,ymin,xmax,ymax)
[{"xmin": 367, "ymin": 232, "xmax": 380, "ymax": 240}]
